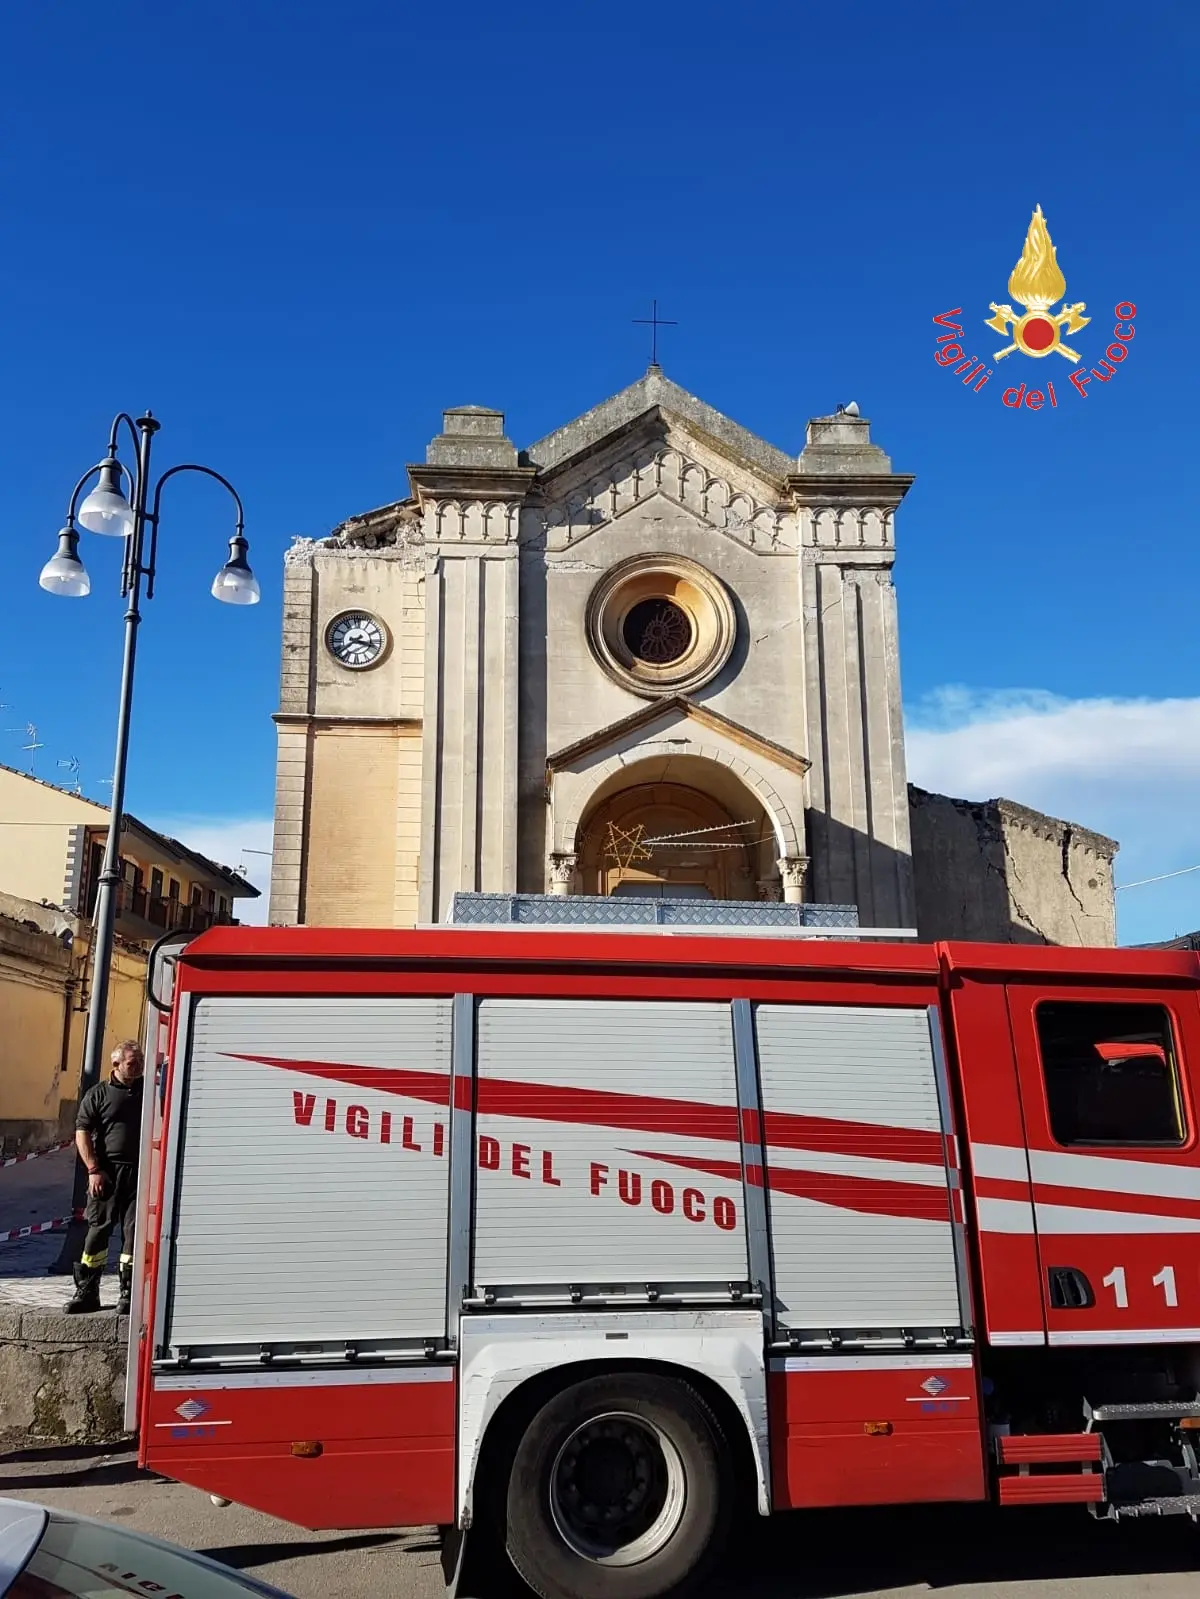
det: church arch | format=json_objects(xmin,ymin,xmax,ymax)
[
  {"xmin": 577, "ymin": 779, "xmax": 757, "ymax": 900},
  {"xmin": 556, "ymin": 748, "xmax": 802, "ymax": 901}
]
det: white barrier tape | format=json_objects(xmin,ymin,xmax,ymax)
[
  {"xmin": 0, "ymin": 1210, "xmax": 83, "ymax": 1244},
  {"xmin": 0, "ymin": 1139, "xmax": 74, "ymax": 1169}
]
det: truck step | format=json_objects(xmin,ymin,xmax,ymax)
[
  {"xmin": 997, "ymin": 1434, "xmax": 1102, "ymax": 1466},
  {"xmin": 999, "ymin": 1474, "xmax": 1104, "ymax": 1506},
  {"xmin": 1085, "ymin": 1400, "xmax": 1200, "ymax": 1423},
  {"xmin": 1110, "ymin": 1493, "xmax": 1200, "ymax": 1520}
]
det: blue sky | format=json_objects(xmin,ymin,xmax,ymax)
[{"xmin": 2, "ymin": 1, "xmax": 1197, "ymax": 940}]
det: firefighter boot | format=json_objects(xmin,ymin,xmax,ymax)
[
  {"xmin": 117, "ymin": 1261, "xmax": 133, "ymax": 1316},
  {"xmin": 64, "ymin": 1263, "xmax": 102, "ymax": 1315}
]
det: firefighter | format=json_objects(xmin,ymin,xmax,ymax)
[{"xmin": 65, "ymin": 1039, "xmax": 145, "ymax": 1316}]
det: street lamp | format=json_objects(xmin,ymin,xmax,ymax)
[{"xmin": 40, "ymin": 410, "xmax": 259, "ymax": 1271}]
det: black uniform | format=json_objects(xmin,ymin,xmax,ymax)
[{"xmin": 76, "ymin": 1074, "xmax": 143, "ymax": 1271}]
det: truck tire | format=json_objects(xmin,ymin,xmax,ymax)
[{"xmin": 505, "ymin": 1372, "xmax": 729, "ymax": 1599}]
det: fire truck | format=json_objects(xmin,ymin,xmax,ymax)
[{"xmin": 128, "ymin": 922, "xmax": 1200, "ymax": 1598}]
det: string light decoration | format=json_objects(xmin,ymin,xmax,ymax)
[{"xmin": 602, "ymin": 821, "xmax": 653, "ymax": 871}]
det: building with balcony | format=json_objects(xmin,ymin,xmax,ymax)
[
  {"xmin": 0, "ymin": 763, "xmax": 258, "ymax": 1152},
  {"xmin": 0, "ymin": 762, "xmax": 258, "ymax": 943},
  {"xmin": 75, "ymin": 813, "xmax": 255, "ymax": 941}
]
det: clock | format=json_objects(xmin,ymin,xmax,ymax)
[{"xmin": 326, "ymin": 612, "xmax": 387, "ymax": 670}]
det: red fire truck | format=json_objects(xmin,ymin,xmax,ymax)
[{"xmin": 129, "ymin": 925, "xmax": 1200, "ymax": 1598}]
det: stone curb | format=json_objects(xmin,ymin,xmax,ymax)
[
  {"xmin": 0, "ymin": 1310, "xmax": 131, "ymax": 1444},
  {"xmin": 0, "ymin": 1309, "xmax": 129, "ymax": 1344}
]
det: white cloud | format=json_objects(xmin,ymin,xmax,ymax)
[
  {"xmin": 906, "ymin": 689, "xmax": 1200, "ymax": 945},
  {"xmin": 149, "ymin": 815, "xmax": 273, "ymax": 926}
]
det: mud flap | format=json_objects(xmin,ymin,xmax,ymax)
[
  {"xmin": 439, "ymin": 1525, "xmax": 464, "ymax": 1594},
  {"xmin": 439, "ymin": 1523, "xmax": 500, "ymax": 1598}
]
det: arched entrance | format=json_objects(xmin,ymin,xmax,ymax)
[{"xmin": 573, "ymin": 756, "xmax": 781, "ymax": 901}]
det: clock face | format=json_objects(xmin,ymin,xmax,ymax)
[{"xmin": 327, "ymin": 612, "xmax": 385, "ymax": 669}]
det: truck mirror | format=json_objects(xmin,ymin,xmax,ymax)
[{"xmin": 147, "ymin": 928, "xmax": 192, "ymax": 1014}]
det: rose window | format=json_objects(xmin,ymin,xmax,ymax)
[
  {"xmin": 622, "ymin": 599, "xmax": 692, "ymax": 665},
  {"xmin": 585, "ymin": 555, "xmax": 737, "ymax": 699}
]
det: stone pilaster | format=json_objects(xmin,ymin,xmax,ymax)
[
  {"xmin": 789, "ymin": 408, "xmax": 916, "ymax": 929},
  {"xmin": 412, "ymin": 408, "xmax": 535, "ymax": 922},
  {"xmin": 269, "ymin": 551, "xmax": 318, "ymax": 925}
]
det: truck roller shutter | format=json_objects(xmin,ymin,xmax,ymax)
[
  {"xmin": 473, "ymin": 999, "xmax": 748, "ymax": 1295},
  {"xmin": 165, "ymin": 997, "xmax": 452, "ymax": 1352},
  {"xmin": 756, "ymin": 1005, "xmax": 963, "ymax": 1335}
]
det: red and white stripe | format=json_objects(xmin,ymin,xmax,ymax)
[
  {"xmin": 0, "ymin": 1210, "xmax": 82, "ymax": 1244},
  {"xmin": 0, "ymin": 1139, "xmax": 73, "ymax": 1170},
  {"xmin": 973, "ymin": 1141, "xmax": 1200, "ymax": 1234},
  {"xmin": 240, "ymin": 1052, "xmax": 959, "ymax": 1225}
]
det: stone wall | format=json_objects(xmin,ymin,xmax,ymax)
[
  {"xmin": 269, "ymin": 536, "xmax": 426, "ymax": 927},
  {"xmin": 0, "ymin": 1306, "xmax": 128, "ymax": 1445},
  {"xmin": 909, "ymin": 786, "xmax": 1118, "ymax": 946}
]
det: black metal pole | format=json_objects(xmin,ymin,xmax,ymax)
[{"xmin": 50, "ymin": 413, "xmax": 159, "ymax": 1272}]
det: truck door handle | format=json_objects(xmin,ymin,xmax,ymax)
[{"xmin": 1047, "ymin": 1266, "xmax": 1095, "ymax": 1310}]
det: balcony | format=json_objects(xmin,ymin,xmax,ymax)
[
  {"xmin": 80, "ymin": 861, "xmax": 238, "ymax": 940},
  {"xmin": 106, "ymin": 884, "xmax": 236, "ymax": 941}
]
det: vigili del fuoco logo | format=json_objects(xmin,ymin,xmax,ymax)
[{"xmin": 933, "ymin": 205, "xmax": 1136, "ymax": 409}]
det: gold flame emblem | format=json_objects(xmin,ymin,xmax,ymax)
[{"xmin": 986, "ymin": 206, "xmax": 1089, "ymax": 362}]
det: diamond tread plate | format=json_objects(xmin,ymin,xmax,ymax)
[
  {"xmin": 1088, "ymin": 1401, "xmax": 1200, "ymax": 1421},
  {"xmin": 451, "ymin": 892, "xmax": 859, "ymax": 929}
]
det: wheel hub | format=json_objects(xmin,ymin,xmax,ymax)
[{"xmin": 549, "ymin": 1411, "xmax": 686, "ymax": 1566}]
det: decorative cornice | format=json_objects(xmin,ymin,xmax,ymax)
[
  {"xmin": 407, "ymin": 463, "xmax": 537, "ymax": 503},
  {"xmin": 547, "ymin": 693, "xmax": 810, "ymax": 777},
  {"xmin": 786, "ymin": 472, "xmax": 915, "ymax": 507},
  {"xmin": 273, "ymin": 714, "xmax": 423, "ymax": 730}
]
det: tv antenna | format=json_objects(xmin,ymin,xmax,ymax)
[
  {"xmin": 6, "ymin": 723, "xmax": 44, "ymax": 774},
  {"xmin": 57, "ymin": 756, "xmax": 82, "ymax": 793}
]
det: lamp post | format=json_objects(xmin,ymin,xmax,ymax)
[{"xmin": 40, "ymin": 411, "xmax": 259, "ymax": 1271}]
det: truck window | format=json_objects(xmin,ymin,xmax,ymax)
[{"xmin": 1035, "ymin": 1001, "xmax": 1185, "ymax": 1147}]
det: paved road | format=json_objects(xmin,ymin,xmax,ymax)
[
  {"xmin": 0, "ymin": 1228, "xmax": 125, "ymax": 1311},
  {"xmin": 0, "ymin": 1148, "xmax": 122, "ymax": 1312},
  {"xmin": 0, "ymin": 1146, "xmax": 75, "ymax": 1234},
  {"xmin": 4, "ymin": 1444, "xmax": 1200, "ymax": 1598},
  {"xmin": 0, "ymin": 1445, "xmax": 443, "ymax": 1598}
]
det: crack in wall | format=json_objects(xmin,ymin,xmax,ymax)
[
  {"xmin": 1060, "ymin": 826, "xmax": 1088, "ymax": 913},
  {"xmin": 909, "ymin": 784, "xmax": 1116, "ymax": 946},
  {"xmin": 754, "ymin": 614, "xmax": 804, "ymax": 646},
  {"xmin": 1000, "ymin": 829, "xmax": 1050, "ymax": 942}
]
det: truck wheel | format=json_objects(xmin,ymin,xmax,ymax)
[{"xmin": 506, "ymin": 1372, "xmax": 729, "ymax": 1599}]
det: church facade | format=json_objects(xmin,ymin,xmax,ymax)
[{"xmin": 269, "ymin": 370, "xmax": 920, "ymax": 929}]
